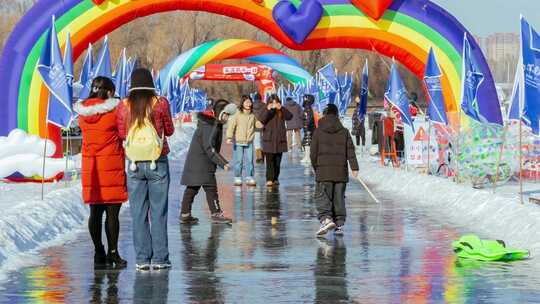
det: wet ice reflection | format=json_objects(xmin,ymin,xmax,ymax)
[{"xmin": 1, "ymin": 154, "xmax": 540, "ymax": 303}]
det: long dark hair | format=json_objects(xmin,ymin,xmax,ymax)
[
  {"xmin": 128, "ymin": 90, "xmax": 156, "ymax": 128},
  {"xmin": 267, "ymin": 94, "xmax": 281, "ymax": 104},
  {"xmin": 88, "ymin": 77, "xmax": 115, "ymax": 100},
  {"xmin": 238, "ymin": 95, "xmax": 252, "ymax": 113}
]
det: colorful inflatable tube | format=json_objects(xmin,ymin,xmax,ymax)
[
  {"xmin": 159, "ymin": 39, "xmax": 313, "ymax": 95},
  {"xmin": 0, "ymin": 0, "xmax": 498, "ymax": 140}
]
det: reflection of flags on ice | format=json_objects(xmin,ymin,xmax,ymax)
[
  {"xmin": 385, "ymin": 62, "xmax": 414, "ymax": 132},
  {"xmin": 520, "ymin": 16, "xmax": 540, "ymax": 135},
  {"xmin": 37, "ymin": 16, "xmax": 73, "ymax": 129},
  {"xmin": 460, "ymin": 34, "xmax": 487, "ymax": 124},
  {"xmin": 424, "ymin": 48, "xmax": 448, "ymax": 125},
  {"xmin": 358, "ymin": 59, "xmax": 369, "ymax": 121}
]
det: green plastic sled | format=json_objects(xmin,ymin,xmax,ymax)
[{"xmin": 452, "ymin": 234, "xmax": 530, "ymax": 261}]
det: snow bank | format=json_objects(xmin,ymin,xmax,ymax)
[
  {"xmin": 0, "ymin": 184, "xmax": 86, "ymax": 281},
  {"xmin": 359, "ymin": 159, "xmax": 540, "ymax": 255}
]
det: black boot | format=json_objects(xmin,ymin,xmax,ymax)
[
  {"xmin": 94, "ymin": 246, "xmax": 107, "ymax": 266},
  {"xmin": 106, "ymin": 249, "xmax": 127, "ymax": 268}
]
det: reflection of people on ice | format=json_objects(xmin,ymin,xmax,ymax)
[
  {"xmin": 301, "ymin": 94, "xmax": 316, "ymax": 164},
  {"xmin": 226, "ymin": 95, "xmax": 257, "ymax": 187},
  {"xmin": 310, "ymin": 104, "xmax": 359, "ymax": 237},
  {"xmin": 116, "ymin": 68, "xmax": 175, "ymax": 271},
  {"xmin": 75, "ymin": 76, "xmax": 128, "ymax": 268},
  {"xmin": 259, "ymin": 94, "xmax": 293, "ymax": 187},
  {"xmin": 180, "ymin": 99, "xmax": 237, "ymax": 225}
]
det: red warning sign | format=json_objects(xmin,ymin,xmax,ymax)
[{"xmin": 413, "ymin": 126, "xmax": 428, "ymax": 141}]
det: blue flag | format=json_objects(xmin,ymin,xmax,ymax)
[
  {"xmin": 63, "ymin": 33, "xmax": 74, "ymax": 103},
  {"xmin": 318, "ymin": 63, "xmax": 339, "ymax": 92},
  {"xmin": 385, "ymin": 62, "xmax": 414, "ymax": 132},
  {"xmin": 93, "ymin": 36, "xmax": 112, "ymax": 79},
  {"xmin": 77, "ymin": 44, "xmax": 93, "ymax": 100},
  {"xmin": 460, "ymin": 34, "xmax": 487, "ymax": 124},
  {"xmin": 114, "ymin": 48, "xmax": 128, "ymax": 99},
  {"xmin": 358, "ymin": 59, "xmax": 369, "ymax": 122},
  {"xmin": 508, "ymin": 53, "xmax": 524, "ymax": 122},
  {"xmin": 338, "ymin": 73, "xmax": 352, "ymax": 116},
  {"xmin": 521, "ymin": 17, "xmax": 540, "ymax": 135},
  {"xmin": 37, "ymin": 16, "xmax": 73, "ymax": 129},
  {"xmin": 424, "ymin": 48, "xmax": 448, "ymax": 125}
]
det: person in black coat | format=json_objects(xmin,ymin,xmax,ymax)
[
  {"xmin": 259, "ymin": 94, "xmax": 293, "ymax": 187},
  {"xmin": 310, "ymin": 104, "xmax": 359, "ymax": 237},
  {"xmin": 180, "ymin": 99, "xmax": 237, "ymax": 225},
  {"xmin": 301, "ymin": 94, "xmax": 316, "ymax": 163},
  {"xmin": 351, "ymin": 96, "xmax": 366, "ymax": 147}
]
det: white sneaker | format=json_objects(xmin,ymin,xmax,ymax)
[
  {"xmin": 316, "ymin": 218, "xmax": 336, "ymax": 237},
  {"xmin": 234, "ymin": 178, "xmax": 242, "ymax": 186},
  {"xmin": 136, "ymin": 263, "xmax": 151, "ymax": 271}
]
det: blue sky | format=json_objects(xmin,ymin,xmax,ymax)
[{"xmin": 431, "ymin": 0, "xmax": 540, "ymax": 36}]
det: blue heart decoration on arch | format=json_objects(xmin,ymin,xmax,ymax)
[{"xmin": 272, "ymin": 0, "xmax": 324, "ymax": 45}]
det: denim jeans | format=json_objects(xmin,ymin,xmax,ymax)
[
  {"xmin": 127, "ymin": 156, "xmax": 170, "ymax": 264},
  {"xmin": 233, "ymin": 143, "xmax": 254, "ymax": 178}
]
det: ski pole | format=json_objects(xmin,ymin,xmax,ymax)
[{"xmin": 356, "ymin": 176, "xmax": 380, "ymax": 204}]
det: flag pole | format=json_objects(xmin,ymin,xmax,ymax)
[
  {"xmin": 427, "ymin": 121, "xmax": 432, "ymax": 175},
  {"xmin": 493, "ymin": 125, "xmax": 508, "ymax": 193},
  {"xmin": 41, "ymin": 127, "xmax": 49, "ymax": 201},
  {"xmin": 519, "ymin": 120, "xmax": 524, "ymax": 204},
  {"xmin": 356, "ymin": 176, "xmax": 380, "ymax": 204}
]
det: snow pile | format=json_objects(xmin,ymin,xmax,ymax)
[
  {"xmin": 359, "ymin": 159, "xmax": 540, "ymax": 254},
  {"xmin": 0, "ymin": 183, "xmax": 86, "ymax": 280},
  {"xmin": 0, "ymin": 129, "xmax": 66, "ymax": 179}
]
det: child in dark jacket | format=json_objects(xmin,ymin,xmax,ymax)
[
  {"xmin": 180, "ymin": 100, "xmax": 237, "ymax": 225},
  {"xmin": 310, "ymin": 104, "xmax": 359, "ymax": 237}
]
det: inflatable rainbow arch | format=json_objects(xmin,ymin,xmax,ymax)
[
  {"xmin": 0, "ymin": 0, "xmax": 499, "ymax": 140},
  {"xmin": 159, "ymin": 39, "xmax": 313, "ymax": 94}
]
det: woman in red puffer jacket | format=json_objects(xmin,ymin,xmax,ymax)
[{"xmin": 74, "ymin": 76, "xmax": 127, "ymax": 268}]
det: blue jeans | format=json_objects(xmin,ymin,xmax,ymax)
[
  {"xmin": 233, "ymin": 143, "xmax": 254, "ymax": 178},
  {"xmin": 127, "ymin": 156, "xmax": 170, "ymax": 264}
]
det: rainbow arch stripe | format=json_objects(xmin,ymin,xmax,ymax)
[
  {"xmin": 159, "ymin": 39, "xmax": 313, "ymax": 94},
  {"xmin": 0, "ymin": 0, "xmax": 499, "ymax": 139}
]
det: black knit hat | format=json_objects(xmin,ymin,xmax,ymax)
[{"xmin": 129, "ymin": 68, "xmax": 156, "ymax": 92}]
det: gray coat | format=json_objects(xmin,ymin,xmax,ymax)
[
  {"xmin": 259, "ymin": 107, "xmax": 293, "ymax": 154},
  {"xmin": 181, "ymin": 113, "xmax": 228, "ymax": 186},
  {"xmin": 284, "ymin": 100, "xmax": 303, "ymax": 130}
]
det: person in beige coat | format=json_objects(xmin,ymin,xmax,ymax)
[{"xmin": 227, "ymin": 95, "xmax": 258, "ymax": 186}]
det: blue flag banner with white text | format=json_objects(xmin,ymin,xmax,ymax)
[
  {"xmin": 385, "ymin": 63, "xmax": 414, "ymax": 132},
  {"xmin": 424, "ymin": 48, "xmax": 448, "ymax": 126},
  {"xmin": 521, "ymin": 17, "xmax": 540, "ymax": 135},
  {"xmin": 38, "ymin": 16, "xmax": 73, "ymax": 129}
]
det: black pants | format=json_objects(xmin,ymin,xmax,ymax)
[
  {"xmin": 355, "ymin": 134, "xmax": 366, "ymax": 146},
  {"xmin": 181, "ymin": 185, "xmax": 221, "ymax": 215},
  {"xmin": 315, "ymin": 182, "xmax": 347, "ymax": 226},
  {"xmin": 89, "ymin": 204, "xmax": 122, "ymax": 253},
  {"xmin": 265, "ymin": 152, "xmax": 283, "ymax": 182}
]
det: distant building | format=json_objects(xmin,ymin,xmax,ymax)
[{"xmin": 485, "ymin": 33, "xmax": 519, "ymax": 62}]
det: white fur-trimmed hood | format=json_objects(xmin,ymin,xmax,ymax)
[{"xmin": 73, "ymin": 98, "xmax": 120, "ymax": 116}]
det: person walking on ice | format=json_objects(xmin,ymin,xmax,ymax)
[
  {"xmin": 180, "ymin": 99, "xmax": 237, "ymax": 225},
  {"xmin": 310, "ymin": 104, "xmax": 359, "ymax": 237},
  {"xmin": 226, "ymin": 95, "xmax": 257, "ymax": 187}
]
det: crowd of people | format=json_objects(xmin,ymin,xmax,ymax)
[{"xmin": 76, "ymin": 67, "xmax": 365, "ymax": 271}]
